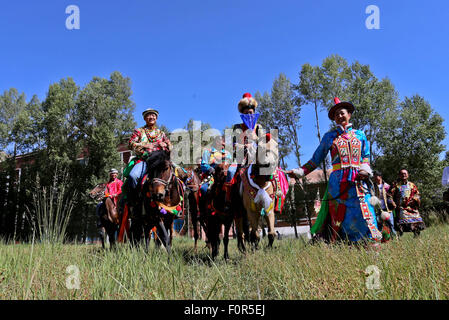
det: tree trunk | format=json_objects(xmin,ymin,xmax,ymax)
[
  {"xmin": 369, "ymin": 128, "xmax": 373, "ymax": 164},
  {"xmin": 12, "ymin": 143, "xmax": 19, "ymax": 241},
  {"xmin": 290, "ymin": 186, "xmax": 298, "ymax": 238},
  {"xmin": 314, "ymin": 101, "xmax": 328, "ymax": 184},
  {"xmin": 291, "ymin": 125, "xmax": 301, "ymax": 167}
]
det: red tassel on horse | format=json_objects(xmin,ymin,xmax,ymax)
[{"xmin": 118, "ymin": 203, "xmax": 129, "ymax": 242}]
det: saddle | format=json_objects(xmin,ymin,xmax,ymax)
[{"xmin": 239, "ymin": 166, "xmax": 287, "ymax": 213}]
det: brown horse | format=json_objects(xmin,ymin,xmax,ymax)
[
  {"xmin": 89, "ymin": 184, "xmax": 122, "ymax": 249},
  {"xmin": 130, "ymin": 150, "xmax": 183, "ymax": 255}
]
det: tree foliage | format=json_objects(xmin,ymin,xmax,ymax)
[
  {"xmin": 0, "ymin": 72, "xmax": 136, "ymax": 241},
  {"xmin": 374, "ymin": 95, "xmax": 446, "ymax": 209},
  {"xmin": 256, "ymin": 73, "xmax": 302, "ymax": 167}
]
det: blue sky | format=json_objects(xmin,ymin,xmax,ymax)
[{"xmin": 1, "ymin": 0, "xmax": 448, "ymax": 168}]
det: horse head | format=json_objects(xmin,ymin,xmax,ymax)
[
  {"xmin": 253, "ymin": 138, "xmax": 279, "ymax": 183},
  {"xmin": 89, "ymin": 183, "xmax": 107, "ymax": 201},
  {"xmin": 213, "ymin": 162, "xmax": 231, "ymax": 186},
  {"xmin": 186, "ymin": 167, "xmax": 201, "ymax": 192},
  {"xmin": 146, "ymin": 149, "xmax": 173, "ymax": 202}
]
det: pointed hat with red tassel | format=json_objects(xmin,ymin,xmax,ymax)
[{"xmin": 328, "ymin": 97, "xmax": 355, "ymax": 120}]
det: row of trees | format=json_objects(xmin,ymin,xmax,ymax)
[
  {"xmin": 256, "ymin": 54, "xmax": 447, "ymax": 211},
  {"xmin": 0, "ymin": 72, "xmax": 136, "ymax": 241}
]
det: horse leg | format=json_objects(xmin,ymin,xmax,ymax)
[
  {"xmin": 193, "ymin": 213, "xmax": 201, "ymax": 253},
  {"xmin": 247, "ymin": 210, "xmax": 260, "ymax": 251},
  {"xmin": 223, "ymin": 219, "xmax": 232, "ymax": 261},
  {"xmin": 249, "ymin": 229, "xmax": 260, "ymax": 251},
  {"xmin": 99, "ymin": 226, "xmax": 105, "ymax": 249},
  {"xmin": 201, "ymin": 219, "xmax": 210, "ymax": 249},
  {"xmin": 156, "ymin": 220, "xmax": 171, "ymax": 255},
  {"xmin": 129, "ymin": 218, "xmax": 143, "ymax": 247},
  {"xmin": 108, "ymin": 225, "xmax": 117, "ymax": 250},
  {"xmin": 264, "ymin": 211, "xmax": 276, "ymax": 248},
  {"xmin": 169, "ymin": 219, "xmax": 174, "ymax": 247},
  {"xmin": 207, "ymin": 217, "xmax": 220, "ymax": 260},
  {"xmin": 190, "ymin": 193, "xmax": 200, "ymax": 253},
  {"xmin": 234, "ymin": 215, "xmax": 246, "ymax": 254},
  {"xmin": 143, "ymin": 225, "xmax": 151, "ymax": 252}
]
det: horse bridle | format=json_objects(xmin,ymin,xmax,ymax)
[{"xmin": 150, "ymin": 168, "xmax": 175, "ymax": 194}]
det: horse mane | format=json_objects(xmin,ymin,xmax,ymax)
[{"xmin": 146, "ymin": 150, "xmax": 171, "ymax": 172}]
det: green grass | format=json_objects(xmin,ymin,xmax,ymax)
[{"xmin": 1, "ymin": 224, "xmax": 449, "ymax": 300}]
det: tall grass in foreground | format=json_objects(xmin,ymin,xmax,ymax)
[
  {"xmin": 26, "ymin": 170, "xmax": 76, "ymax": 244},
  {"xmin": 1, "ymin": 224, "xmax": 449, "ymax": 300}
]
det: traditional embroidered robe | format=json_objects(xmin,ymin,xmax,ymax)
[
  {"xmin": 305, "ymin": 124, "xmax": 382, "ymax": 242},
  {"xmin": 389, "ymin": 181, "xmax": 425, "ymax": 232},
  {"xmin": 128, "ymin": 126, "xmax": 172, "ymax": 159}
]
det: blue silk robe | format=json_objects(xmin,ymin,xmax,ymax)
[{"xmin": 303, "ymin": 124, "xmax": 381, "ymax": 242}]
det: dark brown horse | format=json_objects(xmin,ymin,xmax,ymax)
[
  {"xmin": 185, "ymin": 166, "xmax": 207, "ymax": 252},
  {"xmin": 89, "ymin": 184, "xmax": 122, "ymax": 249},
  {"xmin": 199, "ymin": 162, "xmax": 236, "ymax": 260},
  {"xmin": 130, "ymin": 150, "xmax": 183, "ymax": 255}
]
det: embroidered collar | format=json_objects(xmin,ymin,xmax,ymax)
[
  {"xmin": 144, "ymin": 124, "xmax": 157, "ymax": 131},
  {"xmin": 337, "ymin": 123, "xmax": 353, "ymax": 134}
]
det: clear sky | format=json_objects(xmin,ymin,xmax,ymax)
[{"xmin": 1, "ymin": 0, "xmax": 448, "ymax": 168}]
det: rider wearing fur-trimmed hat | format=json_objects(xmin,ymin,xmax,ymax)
[{"xmin": 223, "ymin": 93, "xmax": 267, "ymax": 206}]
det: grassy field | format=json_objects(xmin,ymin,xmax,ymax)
[{"xmin": 1, "ymin": 224, "xmax": 449, "ymax": 300}]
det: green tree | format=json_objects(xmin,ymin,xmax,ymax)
[
  {"xmin": 375, "ymin": 95, "xmax": 446, "ymax": 209},
  {"xmin": 297, "ymin": 64, "xmax": 324, "ymax": 143},
  {"xmin": 320, "ymin": 54, "xmax": 350, "ymax": 110},
  {"xmin": 255, "ymin": 73, "xmax": 302, "ymax": 167},
  {"xmin": 343, "ymin": 62, "xmax": 399, "ymax": 163},
  {"xmin": 0, "ymin": 89, "xmax": 41, "ymax": 239},
  {"xmin": 0, "ymin": 89, "xmax": 31, "ymax": 156},
  {"xmin": 40, "ymin": 78, "xmax": 80, "ymax": 176},
  {"xmin": 70, "ymin": 72, "xmax": 136, "ymax": 240}
]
